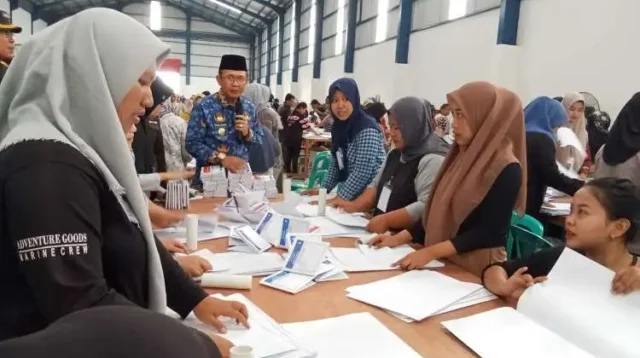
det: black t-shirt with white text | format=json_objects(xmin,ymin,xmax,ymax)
[{"xmin": 0, "ymin": 140, "xmax": 207, "ymax": 340}]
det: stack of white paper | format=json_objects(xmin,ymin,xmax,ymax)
[
  {"xmin": 227, "ymin": 225, "xmax": 272, "ymax": 253},
  {"xmin": 252, "ymin": 174, "xmax": 278, "ymax": 198},
  {"xmin": 345, "ymin": 270, "xmax": 482, "ymax": 321},
  {"xmin": 154, "ymin": 214, "xmax": 230, "ymax": 242},
  {"xmin": 306, "ymin": 216, "xmax": 368, "ymax": 238},
  {"xmin": 324, "ymin": 207, "xmax": 369, "ymax": 228},
  {"xmin": 165, "ymin": 179, "xmax": 190, "ymax": 210},
  {"xmin": 442, "ymin": 307, "xmax": 594, "ymax": 358},
  {"xmin": 541, "ymin": 201, "xmax": 571, "ymax": 216},
  {"xmin": 330, "ymin": 244, "xmax": 444, "ymax": 272},
  {"xmin": 200, "ymin": 166, "xmax": 228, "ymax": 198},
  {"xmin": 261, "ymin": 238, "xmax": 334, "ymax": 294},
  {"xmin": 228, "ymin": 164, "xmax": 254, "ymax": 193},
  {"xmin": 255, "ymin": 210, "xmax": 311, "ymax": 248},
  {"xmin": 191, "ymin": 249, "xmax": 284, "ymax": 276},
  {"xmin": 281, "ymin": 312, "xmax": 422, "ymax": 358},
  {"xmin": 175, "ymin": 293, "xmax": 315, "ymax": 358},
  {"xmin": 444, "ymin": 248, "xmax": 640, "ymax": 357}
]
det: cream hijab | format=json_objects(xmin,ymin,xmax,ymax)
[
  {"xmin": 557, "ymin": 92, "xmax": 588, "ymax": 171},
  {"xmin": 0, "ymin": 8, "xmax": 171, "ymax": 312}
]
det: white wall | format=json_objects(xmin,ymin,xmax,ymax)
[
  {"xmin": 287, "ymin": 0, "xmax": 639, "ymax": 117},
  {"xmin": 124, "ymin": 3, "xmax": 250, "ymax": 95}
]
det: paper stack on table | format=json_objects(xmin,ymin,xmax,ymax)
[
  {"xmin": 443, "ymin": 248, "xmax": 640, "ymax": 357},
  {"xmin": 324, "ymin": 207, "xmax": 369, "ymax": 228},
  {"xmin": 190, "ymin": 249, "xmax": 285, "ymax": 276},
  {"xmin": 200, "ymin": 166, "xmax": 228, "ymax": 198},
  {"xmin": 228, "ymin": 164, "xmax": 254, "ymax": 193},
  {"xmin": 541, "ymin": 201, "xmax": 571, "ymax": 216},
  {"xmin": 345, "ymin": 270, "xmax": 485, "ymax": 322},
  {"xmin": 261, "ymin": 238, "xmax": 335, "ymax": 294},
  {"xmin": 281, "ymin": 312, "xmax": 422, "ymax": 358},
  {"xmin": 255, "ymin": 210, "xmax": 311, "ymax": 248},
  {"xmin": 329, "ymin": 244, "xmax": 444, "ymax": 273},
  {"xmin": 165, "ymin": 179, "xmax": 190, "ymax": 210},
  {"xmin": 154, "ymin": 214, "xmax": 230, "ymax": 242},
  {"xmin": 252, "ymin": 174, "xmax": 278, "ymax": 198},
  {"xmin": 227, "ymin": 225, "xmax": 272, "ymax": 253},
  {"xmin": 306, "ymin": 216, "xmax": 368, "ymax": 238},
  {"xmin": 174, "ymin": 293, "xmax": 315, "ymax": 358}
]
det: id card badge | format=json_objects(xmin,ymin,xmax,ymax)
[
  {"xmin": 376, "ymin": 183, "xmax": 392, "ymax": 212},
  {"xmin": 336, "ymin": 149, "xmax": 345, "ymax": 170}
]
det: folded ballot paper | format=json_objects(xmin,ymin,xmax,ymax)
[
  {"xmin": 255, "ymin": 210, "xmax": 311, "ymax": 248},
  {"xmin": 172, "ymin": 293, "xmax": 315, "ymax": 358},
  {"xmin": 329, "ymin": 244, "xmax": 444, "ymax": 273},
  {"xmin": 261, "ymin": 238, "xmax": 335, "ymax": 294},
  {"xmin": 443, "ymin": 248, "xmax": 640, "ymax": 358},
  {"xmin": 190, "ymin": 249, "xmax": 284, "ymax": 276},
  {"xmin": 345, "ymin": 270, "xmax": 490, "ymax": 322},
  {"xmin": 228, "ymin": 225, "xmax": 272, "ymax": 253},
  {"xmin": 165, "ymin": 179, "xmax": 190, "ymax": 210}
]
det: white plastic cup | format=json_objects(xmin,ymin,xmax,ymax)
[
  {"xmin": 318, "ymin": 188, "xmax": 327, "ymax": 216},
  {"xmin": 283, "ymin": 177, "xmax": 292, "ymax": 201},
  {"xmin": 230, "ymin": 345, "xmax": 255, "ymax": 358},
  {"xmin": 185, "ymin": 214, "xmax": 199, "ymax": 252}
]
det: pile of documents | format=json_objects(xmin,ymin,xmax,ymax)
[
  {"xmin": 261, "ymin": 237, "xmax": 336, "ymax": 294},
  {"xmin": 165, "ymin": 179, "xmax": 190, "ymax": 210},
  {"xmin": 541, "ymin": 187, "xmax": 572, "ymax": 216},
  {"xmin": 228, "ymin": 164, "xmax": 254, "ymax": 193},
  {"xmin": 346, "ymin": 270, "xmax": 497, "ymax": 322},
  {"xmin": 282, "ymin": 312, "xmax": 422, "ymax": 358},
  {"xmin": 306, "ymin": 216, "xmax": 368, "ymax": 238},
  {"xmin": 442, "ymin": 248, "xmax": 640, "ymax": 357},
  {"xmin": 174, "ymin": 293, "xmax": 315, "ymax": 358},
  {"xmin": 255, "ymin": 210, "xmax": 311, "ymax": 248},
  {"xmin": 252, "ymin": 174, "xmax": 278, "ymax": 198},
  {"xmin": 200, "ymin": 166, "xmax": 228, "ymax": 198},
  {"xmin": 227, "ymin": 226, "xmax": 273, "ymax": 253},
  {"xmin": 190, "ymin": 249, "xmax": 284, "ymax": 276},
  {"xmin": 329, "ymin": 244, "xmax": 444, "ymax": 273}
]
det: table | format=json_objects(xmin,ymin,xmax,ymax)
[
  {"xmin": 301, "ymin": 134, "xmax": 331, "ymax": 176},
  {"xmin": 188, "ymin": 199, "xmax": 505, "ymax": 357}
]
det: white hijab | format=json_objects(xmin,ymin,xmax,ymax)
[
  {"xmin": 558, "ymin": 92, "xmax": 588, "ymax": 171},
  {"xmin": 0, "ymin": 8, "xmax": 171, "ymax": 312}
]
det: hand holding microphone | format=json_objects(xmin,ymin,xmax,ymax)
[{"xmin": 235, "ymin": 102, "xmax": 250, "ymax": 138}]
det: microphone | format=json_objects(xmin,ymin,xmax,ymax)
[{"xmin": 235, "ymin": 101, "xmax": 244, "ymax": 139}]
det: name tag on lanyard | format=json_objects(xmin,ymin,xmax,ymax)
[
  {"xmin": 377, "ymin": 182, "xmax": 392, "ymax": 212},
  {"xmin": 336, "ymin": 148, "xmax": 345, "ymax": 170}
]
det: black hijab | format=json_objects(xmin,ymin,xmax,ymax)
[
  {"xmin": 602, "ymin": 93, "xmax": 640, "ymax": 165},
  {"xmin": 132, "ymin": 77, "xmax": 173, "ymax": 173}
]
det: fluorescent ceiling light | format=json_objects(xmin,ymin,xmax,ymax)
[
  {"xmin": 149, "ymin": 1, "xmax": 162, "ymax": 31},
  {"xmin": 209, "ymin": 0, "xmax": 242, "ymax": 14}
]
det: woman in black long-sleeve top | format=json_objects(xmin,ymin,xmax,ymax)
[
  {"xmin": 371, "ymin": 82, "xmax": 527, "ymax": 276},
  {"xmin": 524, "ymin": 97, "xmax": 583, "ymax": 220},
  {"xmin": 0, "ymin": 9, "xmax": 247, "ymax": 343}
]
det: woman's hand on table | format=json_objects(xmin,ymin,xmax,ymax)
[
  {"xmin": 369, "ymin": 231, "xmax": 410, "ymax": 249},
  {"xmin": 177, "ymin": 256, "xmax": 212, "ymax": 277},
  {"xmin": 497, "ymin": 267, "xmax": 546, "ymax": 299},
  {"xmin": 393, "ymin": 247, "xmax": 435, "ymax": 270},
  {"xmin": 300, "ymin": 188, "xmax": 319, "ymax": 196},
  {"xmin": 206, "ymin": 333, "xmax": 234, "ymax": 357},
  {"xmin": 366, "ymin": 215, "xmax": 389, "ymax": 233},
  {"xmin": 194, "ymin": 297, "xmax": 250, "ymax": 333},
  {"xmin": 612, "ymin": 266, "xmax": 640, "ymax": 295},
  {"xmin": 161, "ymin": 238, "xmax": 189, "ymax": 254}
]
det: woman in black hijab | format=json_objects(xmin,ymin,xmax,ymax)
[{"xmin": 595, "ymin": 93, "xmax": 640, "ymax": 186}]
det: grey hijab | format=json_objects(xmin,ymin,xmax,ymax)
[
  {"xmin": 244, "ymin": 83, "xmax": 283, "ymax": 131},
  {"xmin": 388, "ymin": 96, "xmax": 450, "ymax": 162},
  {"xmin": 0, "ymin": 8, "xmax": 171, "ymax": 312}
]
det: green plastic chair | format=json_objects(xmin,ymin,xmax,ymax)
[
  {"xmin": 291, "ymin": 151, "xmax": 331, "ymax": 192},
  {"xmin": 509, "ymin": 225, "xmax": 555, "ymax": 260},
  {"xmin": 507, "ymin": 212, "xmax": 545, "ymax": 259},
  {"xmin": 294, "ymin": 170, "xmax": 327, "ymax": 193}
]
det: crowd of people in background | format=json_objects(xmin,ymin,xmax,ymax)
[{"xmin": 1, "ymin": 8, "xmax": 640, "ymax": 358}]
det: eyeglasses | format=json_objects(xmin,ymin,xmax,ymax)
[{"xmin": 222, "ymin": 75, "xmax": 247, "ymax": 84}]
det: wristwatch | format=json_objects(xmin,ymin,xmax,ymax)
[{"xmin": 208, "ymin": 151, "xmax": 227, "ymax": 164}]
